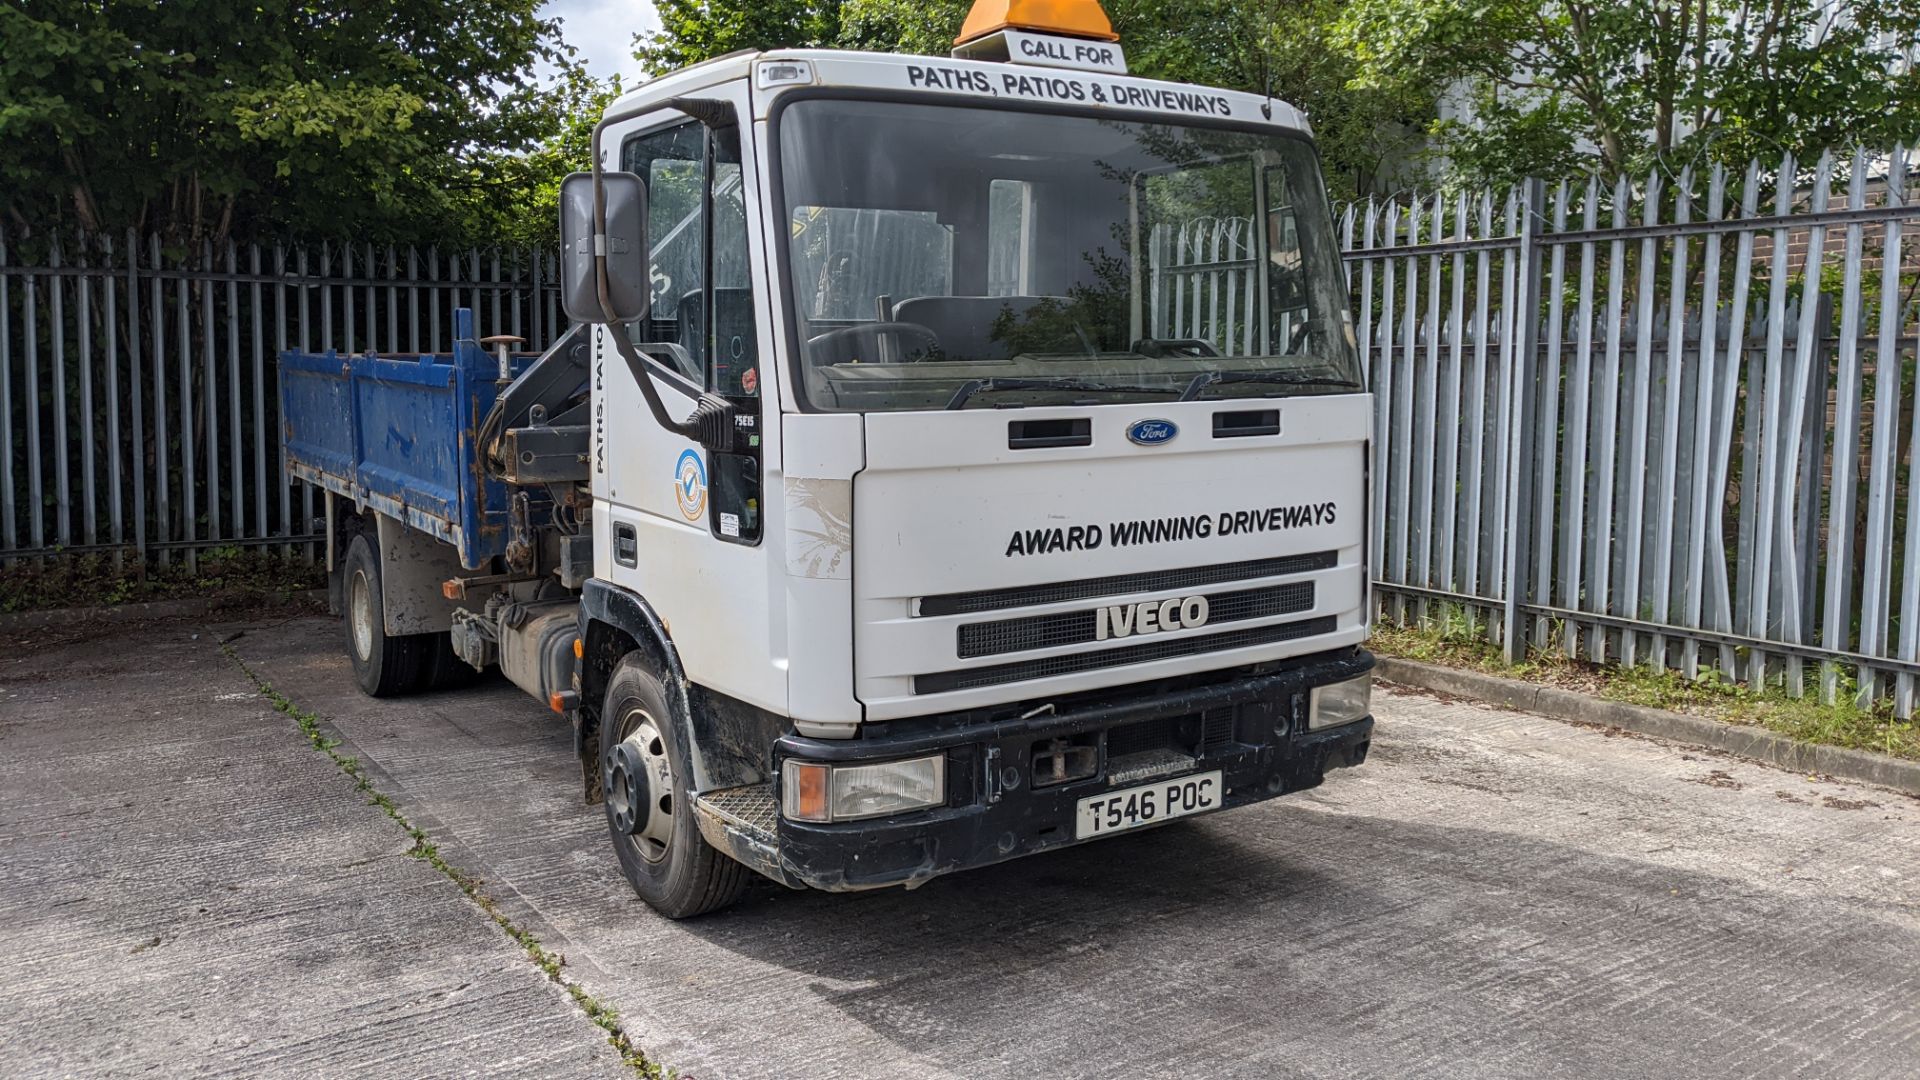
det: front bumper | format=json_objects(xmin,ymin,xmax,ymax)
[{"xmin": 757, "ymin": 647, "xmax": 1374, "ymax": 892}]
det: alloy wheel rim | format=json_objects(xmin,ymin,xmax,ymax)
[
  {"xmin": 607, "ymin": 710, "xmax": 675, "ymax": 863},
  {"xmin": 348, "ymin": 569, "xmax": 374, "ymax": 661}
]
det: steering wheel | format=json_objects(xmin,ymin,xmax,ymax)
[{"xmin": 807, "ymin": 322, "xmax": 941, "ymax": 365}]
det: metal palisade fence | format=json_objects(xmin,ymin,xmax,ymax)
[
  {"xmin": 0, "ymin": 231, "xmax": 562, "ymax": 572},
  {"xmin": 7, "ymin": 146, "xmax": 1920, "ymax": 714},
  {"xmin": 1342, "ymin": 146, "xmax": 1920, "ymax": 711}
]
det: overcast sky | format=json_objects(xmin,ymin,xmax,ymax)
[{"xmin": 540, "ymin": 0, "xmax": 659, "ymax": 86}]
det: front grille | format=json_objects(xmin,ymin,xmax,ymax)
[
  {"xmin": 1102, "ymin": 705, "xmax": 1239, "ymax": 764},
  {"xmin": 1198, "ymin": 706, "xmax": 1236, "ymax": 753},
  {"xmin": 1107, "ymin": 716, "xmax": 1175, "ymax": 758},
  {"xmin": 919, "ymin": 551, "xmax": 1337, "ymax": 617},
  {"xmin": 915, "ymin": 615, "xmax": 1338, "ymax": 694},
  {"xmin": 957, "ymin": 580, "xmax": 1315, "ymax": 658},
  {"xmin": 1106, "ymin": 748, "xmax": 1197, "ymax": 785}
]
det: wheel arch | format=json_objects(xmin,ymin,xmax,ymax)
[
  {"xmin": 325, "ymin": 499, "xmax": 372, "ymax": 615},
  {"xmin": 577, "ymin": 578, "xmax": 712, "ymax": 799}
]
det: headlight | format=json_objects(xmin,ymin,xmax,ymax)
[
  {"xmin": 1308, "ymin": 675, "xmax": 1372, "ymax": 730},
  {"xmin": 781, "ymin": 755, "xmax": 946, "ymax": 823}
]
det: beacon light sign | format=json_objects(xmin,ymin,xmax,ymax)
[{"xmin": 1000, "ymin": 29, "xmax": 1128, "ymax": 75}]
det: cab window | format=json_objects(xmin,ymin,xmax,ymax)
[
  {"xmin": 622, "ymin": 123, "xmax": 707, "ymax": 383},
  {"xmin": 622, "ymin": 115, "xmax": 763, "ymax": 543}
]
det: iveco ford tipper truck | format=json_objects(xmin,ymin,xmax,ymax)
[{"xmin": 279, "ymin": 0, "xmax": 1376, "ymax": 918}]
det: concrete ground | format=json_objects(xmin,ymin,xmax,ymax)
[
  {"xmin": 3, "ymin": 614, "xmax": 1918, "ymax": 1079},
  {"xmin": 0, "ymin": 619, "xmax": 627, "ymax": 1078}
]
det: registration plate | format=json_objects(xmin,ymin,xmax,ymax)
[{"xmin": 1074, "ymin": 771, "xmax": 1223, "ymax": 840}]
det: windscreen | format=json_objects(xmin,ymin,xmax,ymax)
[{"xmin": 776, "ymin": 98, "xmax": 1360, "ymax": 412}]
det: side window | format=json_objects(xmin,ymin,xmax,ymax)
[
  {"xmin": 622, "ymin": 123, "xmax": 706, "ymax": 383},
  {"xmin": 624, "ymin": 113, "xmax": 763, "ymax": 546},
  {"xmin": 1141, "ymin": 160, "xmax": 1259, "ymax": 356},
  {"xmin": 709, "ymin": 132, "xmax": 758, "ymax": 399},
  {"xmin": 987, "ymin": 179, "xmax": 1031, "ymax": 297},
  {"xmin": 1263, "ymin": 164, "xmax": 1308, "ymax": 352}
]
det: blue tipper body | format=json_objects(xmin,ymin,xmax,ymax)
[{"xmin": 278, "ymin": 309, "xmax": 530, "ymax": 570}]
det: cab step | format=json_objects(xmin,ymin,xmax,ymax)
[
  {"xmin": 693, "ymin": 784, "xmax": 800, "ymax": 888},
  {"xmin": 694, "ymin": 783, "xmax": 778, "ymax": 835}
]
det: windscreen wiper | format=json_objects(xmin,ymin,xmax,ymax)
[
  {"xmin": 945, "ymin": 377, "xmax": 1182, "ymax": 410},
  {"xmin": 1178, "ymin": 370, "xmax": 1363, "ymax": 402}
]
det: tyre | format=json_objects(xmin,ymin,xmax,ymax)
[
  {"xmin": 600, "ymin": 653, "xmax": 748, "ymax": 918},
  {"xmin": 418, "ymin": 631, "xmax": 481, "ymax": 692},
  {"xmin": 341, "ymin": 532, "xmax": 427, "ymax": 698}
]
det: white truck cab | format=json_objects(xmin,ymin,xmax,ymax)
[{"xmin": 296, "ymin": 0, "xmax": 1375, "ymax": 918}]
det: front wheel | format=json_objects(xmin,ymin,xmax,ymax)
[{"xmin": 599, "ymin": 654, "xmax": 748, "ymax": 918}]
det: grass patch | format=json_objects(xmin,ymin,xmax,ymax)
[
  {"xmin": 221, "ymin": 644, "xmax": 669, "ymax": 1079},
  {"xmin": 2, "ymin": 547, "xmax": 324, "ymax": 613},
  {"xmin": 1372, "ymin": 609, "xmax": 1920, "ymax": 763}
]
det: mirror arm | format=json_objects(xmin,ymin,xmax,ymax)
[
  {"xmin": 606, "ymin": 331, "xmax": 739, "ymax": 451},
  {"xmin": 587, "ymin": 113, "xmax": 737, "ymax": 453}
]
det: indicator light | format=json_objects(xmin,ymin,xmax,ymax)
[{"xmin": 756, "ymin": 60, "xmax": 815, "ymax": 89}]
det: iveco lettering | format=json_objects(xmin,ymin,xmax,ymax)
[
  {"xmin": 1095, "ymin": 594, "xmax": 1210, "ymax": 639},
  {"xmin": 278, "ymin": 0, "xmax": 1375, "ymax": 918}
]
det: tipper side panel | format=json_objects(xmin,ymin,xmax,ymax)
[{"xmin": 278, "ymin": 309, "xmax": 519, "ymax": 569}]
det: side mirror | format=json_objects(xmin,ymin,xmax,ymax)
[{"xmin": 559, "ymin": 171, "xmax": 650, "ymax": 324}]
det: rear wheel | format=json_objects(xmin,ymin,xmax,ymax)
[
  {"xmin": 342, "ymin": 533, "xmax": 426, "ymax": 698},
  {"xmin": 418, "ymin": 631, "xmax": 481, "ymax": 692},
  {"xmin": 600, "ymin": 654, "xmax": 747, "ymax": 918}
]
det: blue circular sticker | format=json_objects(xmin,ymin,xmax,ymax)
[{"xmin": 673, "ymin": 449, "xmax": 707, "ymax": 521}]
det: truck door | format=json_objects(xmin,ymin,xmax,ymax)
[{"xmin": 592, "ymin": 84, "xmax": 785, "ymax": 716}]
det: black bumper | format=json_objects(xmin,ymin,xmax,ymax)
[{"xmin": 767, "ymin": 647, "xmax": 1374, "ymax": 892}]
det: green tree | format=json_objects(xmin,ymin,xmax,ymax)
[
  {"xmin": 1066, "ymin": 0, "xmax": 1396, "ymax": 192},
  {"xmin": 1334, "ymin": 0, "xmax": 1920, "ymax": 186},
  {"xmin": 0, "ymin": 0, "xmax": 575, "ymax": 245},
  {"xmin": 638, "ymin": 1, "xmax": 847, "ymax": 74},
  {"xmin": 478, "ymin": 64, "xmax": 626, "ymax": 249},
  {"xmin": 833, "ymin": 0, "xmax": 967, "ymax": 53}
]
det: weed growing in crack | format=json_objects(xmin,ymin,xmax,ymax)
[
  {"xmin": 1370, "ymin": 619, "xmax": 1920, "ymax": 761},
  {"xmin": 220, "ymin": 643, "xmax": 669, "ymax": 1079}
]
